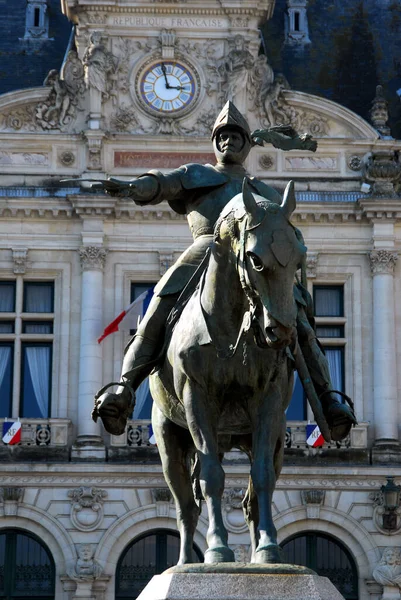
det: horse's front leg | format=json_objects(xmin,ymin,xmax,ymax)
[
  {"xmin": 251, "ymin": 382, "xmax": 285, "ymax": 564},
  {"xmin": 183, "ymin": 381, "xmax": 235, "ymax": 564},
  {"xmin": 151, "ymin": 402, "xmax": 200, "ymax": 565}
]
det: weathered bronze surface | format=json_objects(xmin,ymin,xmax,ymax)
[{"xmin": 89, "ymin": 102, "xmax": 357, "ymax": 565}]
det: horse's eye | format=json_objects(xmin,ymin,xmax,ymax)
[{"xmin": 247, "ymin": 252, "xmax": 264, "ymax": 272}]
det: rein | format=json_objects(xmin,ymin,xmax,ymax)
[{"xmin": 200, "ymin": 213, "xmax": 265, "ymax": 360}]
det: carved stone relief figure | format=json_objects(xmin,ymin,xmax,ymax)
[
  {"xmin": 83, "ymin": 31, "xmax": 117, "ymax": 103},
  {"xmin": 373, "ymin": 547, "xmax": 401, "ymax": 588},
  {"xmin": 36, "ymin": 50, "xmax": 85, "ymax": 130},
  {"xmin": 68, "ymin": 544, "xmax": 103, "ymax": 581},
  {"xmin": 221, "ymin": 35, "xmax": 255, "ymax": 109}
]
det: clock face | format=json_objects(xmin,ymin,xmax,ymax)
[{"xmin": 138, "ymin": 61, "xmax": 198, "ymax": 115}]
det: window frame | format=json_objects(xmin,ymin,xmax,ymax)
[
  {"xmin": 0, "ymin": 278, "xmax": 55, "ymax": 419},
  {"xmin": 20, "ymin": 341, "xmax": 53, "ymax": 419},
  {"xmin": 116, "ymin": 529, "xmax": 203, "ymax": 599},
  {"xmin": 0, "ymin": 528, "xmax": 55, "ymax": 600}
]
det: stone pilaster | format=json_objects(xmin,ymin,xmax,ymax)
[
  {"xmin": 369, "ymin": 249, "xmax": 400, "ymax": 454},
  {"xmin": 72, "ymin": 246, "xmax": 108, "ymax": 461}
]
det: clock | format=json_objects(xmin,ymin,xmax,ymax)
[{"xmin": 136, "ymin": 59, "xmax": 200, "ymax": 116}]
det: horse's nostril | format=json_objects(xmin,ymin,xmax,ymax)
[{"xmin": 265, "ymin": 327, "xmax": 278, "ymax": 343}]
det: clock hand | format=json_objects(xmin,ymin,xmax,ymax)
[{"xmin": 160, "ymin": 62, "xmax": 171, "ymax": 89}]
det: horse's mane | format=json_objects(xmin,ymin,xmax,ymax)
[{"xmin": 214, "ymin": 195, "xmax": 281, "ymax": 242}]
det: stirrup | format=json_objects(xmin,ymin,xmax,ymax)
[
  {"xmin": 94, "ymin": 380, "xmax": 135, "ymax": 403},
  {"xmin": 319, "ymin": 389, "xmax": 355, "ymax": 412}
]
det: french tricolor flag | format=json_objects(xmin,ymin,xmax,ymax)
[
  {"xmin": 98, "ymin": 287, "xmax": 154, "ymax": 343},
  {"xmin": 306, "ymin": 424, "xmax": 325, "ymax": 448},
  {"xmin": 2, "ymin": 421, "xmax": 22, "ymax": 445}
]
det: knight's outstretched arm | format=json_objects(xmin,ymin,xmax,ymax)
[{"xmin": 92, "ymin": 169, "xmax": 187, "ymax": 207}]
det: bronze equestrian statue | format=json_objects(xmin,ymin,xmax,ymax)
[{"xmin": 91, "ymin": 102, "xmax": 356, "ymax": 564}]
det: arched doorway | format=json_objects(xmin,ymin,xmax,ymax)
[
  {"xmin": 281, "ymin": 532, "xmax": 358, "ymax": 599},
  {"xmin": 116, "ymin": 529, "xmax": 203, "ymax": 599},
  {"xmin": 0, "ymin": 529, "xmax": 55, "ymax": 600}
]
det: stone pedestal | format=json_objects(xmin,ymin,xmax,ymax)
[
  {"xmin": 137, "ymin": 564, "xmax": 345, "ymax": 600},
  {"xmin": 382, "ymin": 585, "xmax": 401, "ymax": 600}
]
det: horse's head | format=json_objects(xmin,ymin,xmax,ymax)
[{"xmin": 218, "ymin": 178, "xmax": 306, "ymax": 350}]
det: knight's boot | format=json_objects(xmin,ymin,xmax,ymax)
[
  {"xmin": 320, "ymin": 389, "xmax": 357, "ymax": 442},
  {"xmin": 93, "ymin": 335, "xmax": 159, "ymax": 436}
]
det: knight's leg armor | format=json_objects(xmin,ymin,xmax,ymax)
[
  {"xmin": 93, "ymin": 293, "xmax": 178, "ymax": 435},
  {"xmin": 296, "ymin": 295, "xmax": 357, "ymax": 442}
]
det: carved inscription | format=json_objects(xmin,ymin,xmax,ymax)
[
  {"xmin": 115, "ymin": 152, "xmax": 215, "ymax": 169},
  {"xmin": 109, "ymin": 15, "xmax": 227, "ymax": 28},
  {"xmin": 284, "ymin": 156, "xmax": 338, "ymax": 171}
]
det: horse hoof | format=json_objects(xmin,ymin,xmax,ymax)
[
  {"xmin": 204, "ymin": 547, "xmax": 235, "ymax": 564},
  {"xmin": 253, "ymin": 545, "xmax": 283, "ymax": 564}
]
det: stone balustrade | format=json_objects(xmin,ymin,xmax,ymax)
[
  {"xmin": 0, "ymin": 418, "xmax": 71, "ymax": 447},
  {"xmin": 111, "ymin": 420, "xmax": 369, "ymax": 450}
]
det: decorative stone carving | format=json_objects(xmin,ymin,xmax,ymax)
[
  {"xmin": 370, "ymin": 85, "xmax": 391, "ymax": 137},
  {"xmin": 151, "ymin": 488, "xmax": 172, "ymax": 503},
  {"xmin": 373, "ymin": 547, "xmax": 401, "ymax": 588},
  {"xmin": 151, "ymin": 488, "xmax": 173, "ymax": 517},
  {"xmin": 221, "ymin": 34, "xmax": 255, "ymax": 105},
  {"xmin": 301, "ymin": 489, "xmax": 325, "ymax": 519},
  {"xmin": 83, "ymin": 130, "xmax": 105, "ymax": 170},
  {"xmin": 347, "ymin": 155, "xmax": 363, "ymax": 172},
  {"xmin": 0, "ymin": 151, "xmax": 48, "ymax": 166},
  {"xmin": 36, "ymin": 51, "xmax": 85, "ymax": 130},
  {"xmin": 81, "ymin": 10, "xmax": 108, "ymax": 25},
  {"xmin": 160, "ymin": 28, "xmax": 176, "ymax": 58},
  {"xmin": 78, "ymin": 247, "xmax": 108, "ymax": 272},
  {"xmin": 364, "ymin": 150, "xmax": 401, "ymax": 197},
  {"xmin": 59, "ymin": 150, "xmax": 76, "ymax": 167},
  {"xmin": 222, "ymin": 488, "xmax": 247, "ymax": 533},
  {"xmin": 370, "ymin": 489, "xmax": 401, "ymax": 535},
  {"xmin": 259, "ymin": 154, "xmax": 275, "ymax": 170},
  {"xmin": 68, "ymin": 544, "xmax": 103, "ymax": 581},
  {"xmin": 0, "ymin": 487, "xmax": 24, "ymax": 516},
  {"xmin": 369, "ymin": 250, "xmax": 398, "ymax": 276},
  {"xmin": 83, "ymin": 31, "xmax": 117, "ymax": 104},
  {"xmin": 306, "ymin": 252, "xmax": 318, "ymax": 279},
  {"xmin": 109, "ymin": 105, "xmax": 145, "ymax": 133},
  {"xmin": 12, "ymin": 248, "xmax": 29, "ymax": 274},
  {"xmin": 68, "ymin": 487, "xmax": 107, "ymax": 532},
  {"xmin": 232, "ymin": 544, "xmax": 251, "ymax": 563},
  {"xmin": 0, "ymin": 105, "xmax": 39, "ymax": 132}
]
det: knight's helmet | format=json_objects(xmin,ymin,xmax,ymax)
[{"xmin": 212, "ymin": 101, "xmax": 252, "ymax": 164}]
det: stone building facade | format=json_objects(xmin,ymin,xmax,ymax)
[{"xmin": 0, "ymin": 1, "xmax": 401, "ymax": 599}]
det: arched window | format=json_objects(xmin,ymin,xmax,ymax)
[
  {"xmin": 0, "ymin": 529, "xmax": 55, "ymax": 599},
  {"xmin": 116, "ymin": 529, "xmax": 203, "ymax": 598},
  {"xmin": 281, "ymin": 532, "xmax": 358, "ymax": 600}
]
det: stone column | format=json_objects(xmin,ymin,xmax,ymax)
[
  {"xmin": 369, "ymin": 250, "xmax": 399, "ymax": 446},
  {"xmin": 72, "ymin": 246, "xmax": 108, "ymax": 460}
]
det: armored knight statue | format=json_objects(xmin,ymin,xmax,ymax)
[{"xmin": 92, "ymin": 102, "xmax": 356, "ymax": 441}]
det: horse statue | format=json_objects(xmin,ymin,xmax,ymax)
[{"xmin": 148, "ymin": 178, "xmax": 307, "ymax": 565}]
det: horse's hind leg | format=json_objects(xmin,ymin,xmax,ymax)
[
  {"xmin": 250, "ymin": 383, "xmax": 285, "ymax": 564},
  {"xmin": 152, "ymin": 403, "xmax": 200, "ymax": 565}
]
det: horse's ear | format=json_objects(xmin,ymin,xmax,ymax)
[
  {"xmin": 242, "ymin": 178, "xmax": 264, "ymax": 226},
  {"xmin": 281, "ymin": 180, "xmax": 296, "ymax": 219}
]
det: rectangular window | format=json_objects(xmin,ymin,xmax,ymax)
[
  {"xmin": 313, "ymin": 285, "xmax": 343, "ymax": 317},
  {"xmin": 0, "ymin": 280, "xmax": 54, "ymax": 418},
  {"xmin": 21, "ymin": 343, "xmax": 52, "ymax": 418},
  {"xmin": 0, "ymin": 281, "xmax": 16, "ymax": 312},
  {"xmin": 314, "ymin": 285, "xmax": 346, "ymax": 400},
  {"xmin": 0, "ymin": 344, "xmax": 13, "ymax": 418},
  {"xmin": 287, "ymin": 284, "xmax": 346, "ymax": 421}
]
